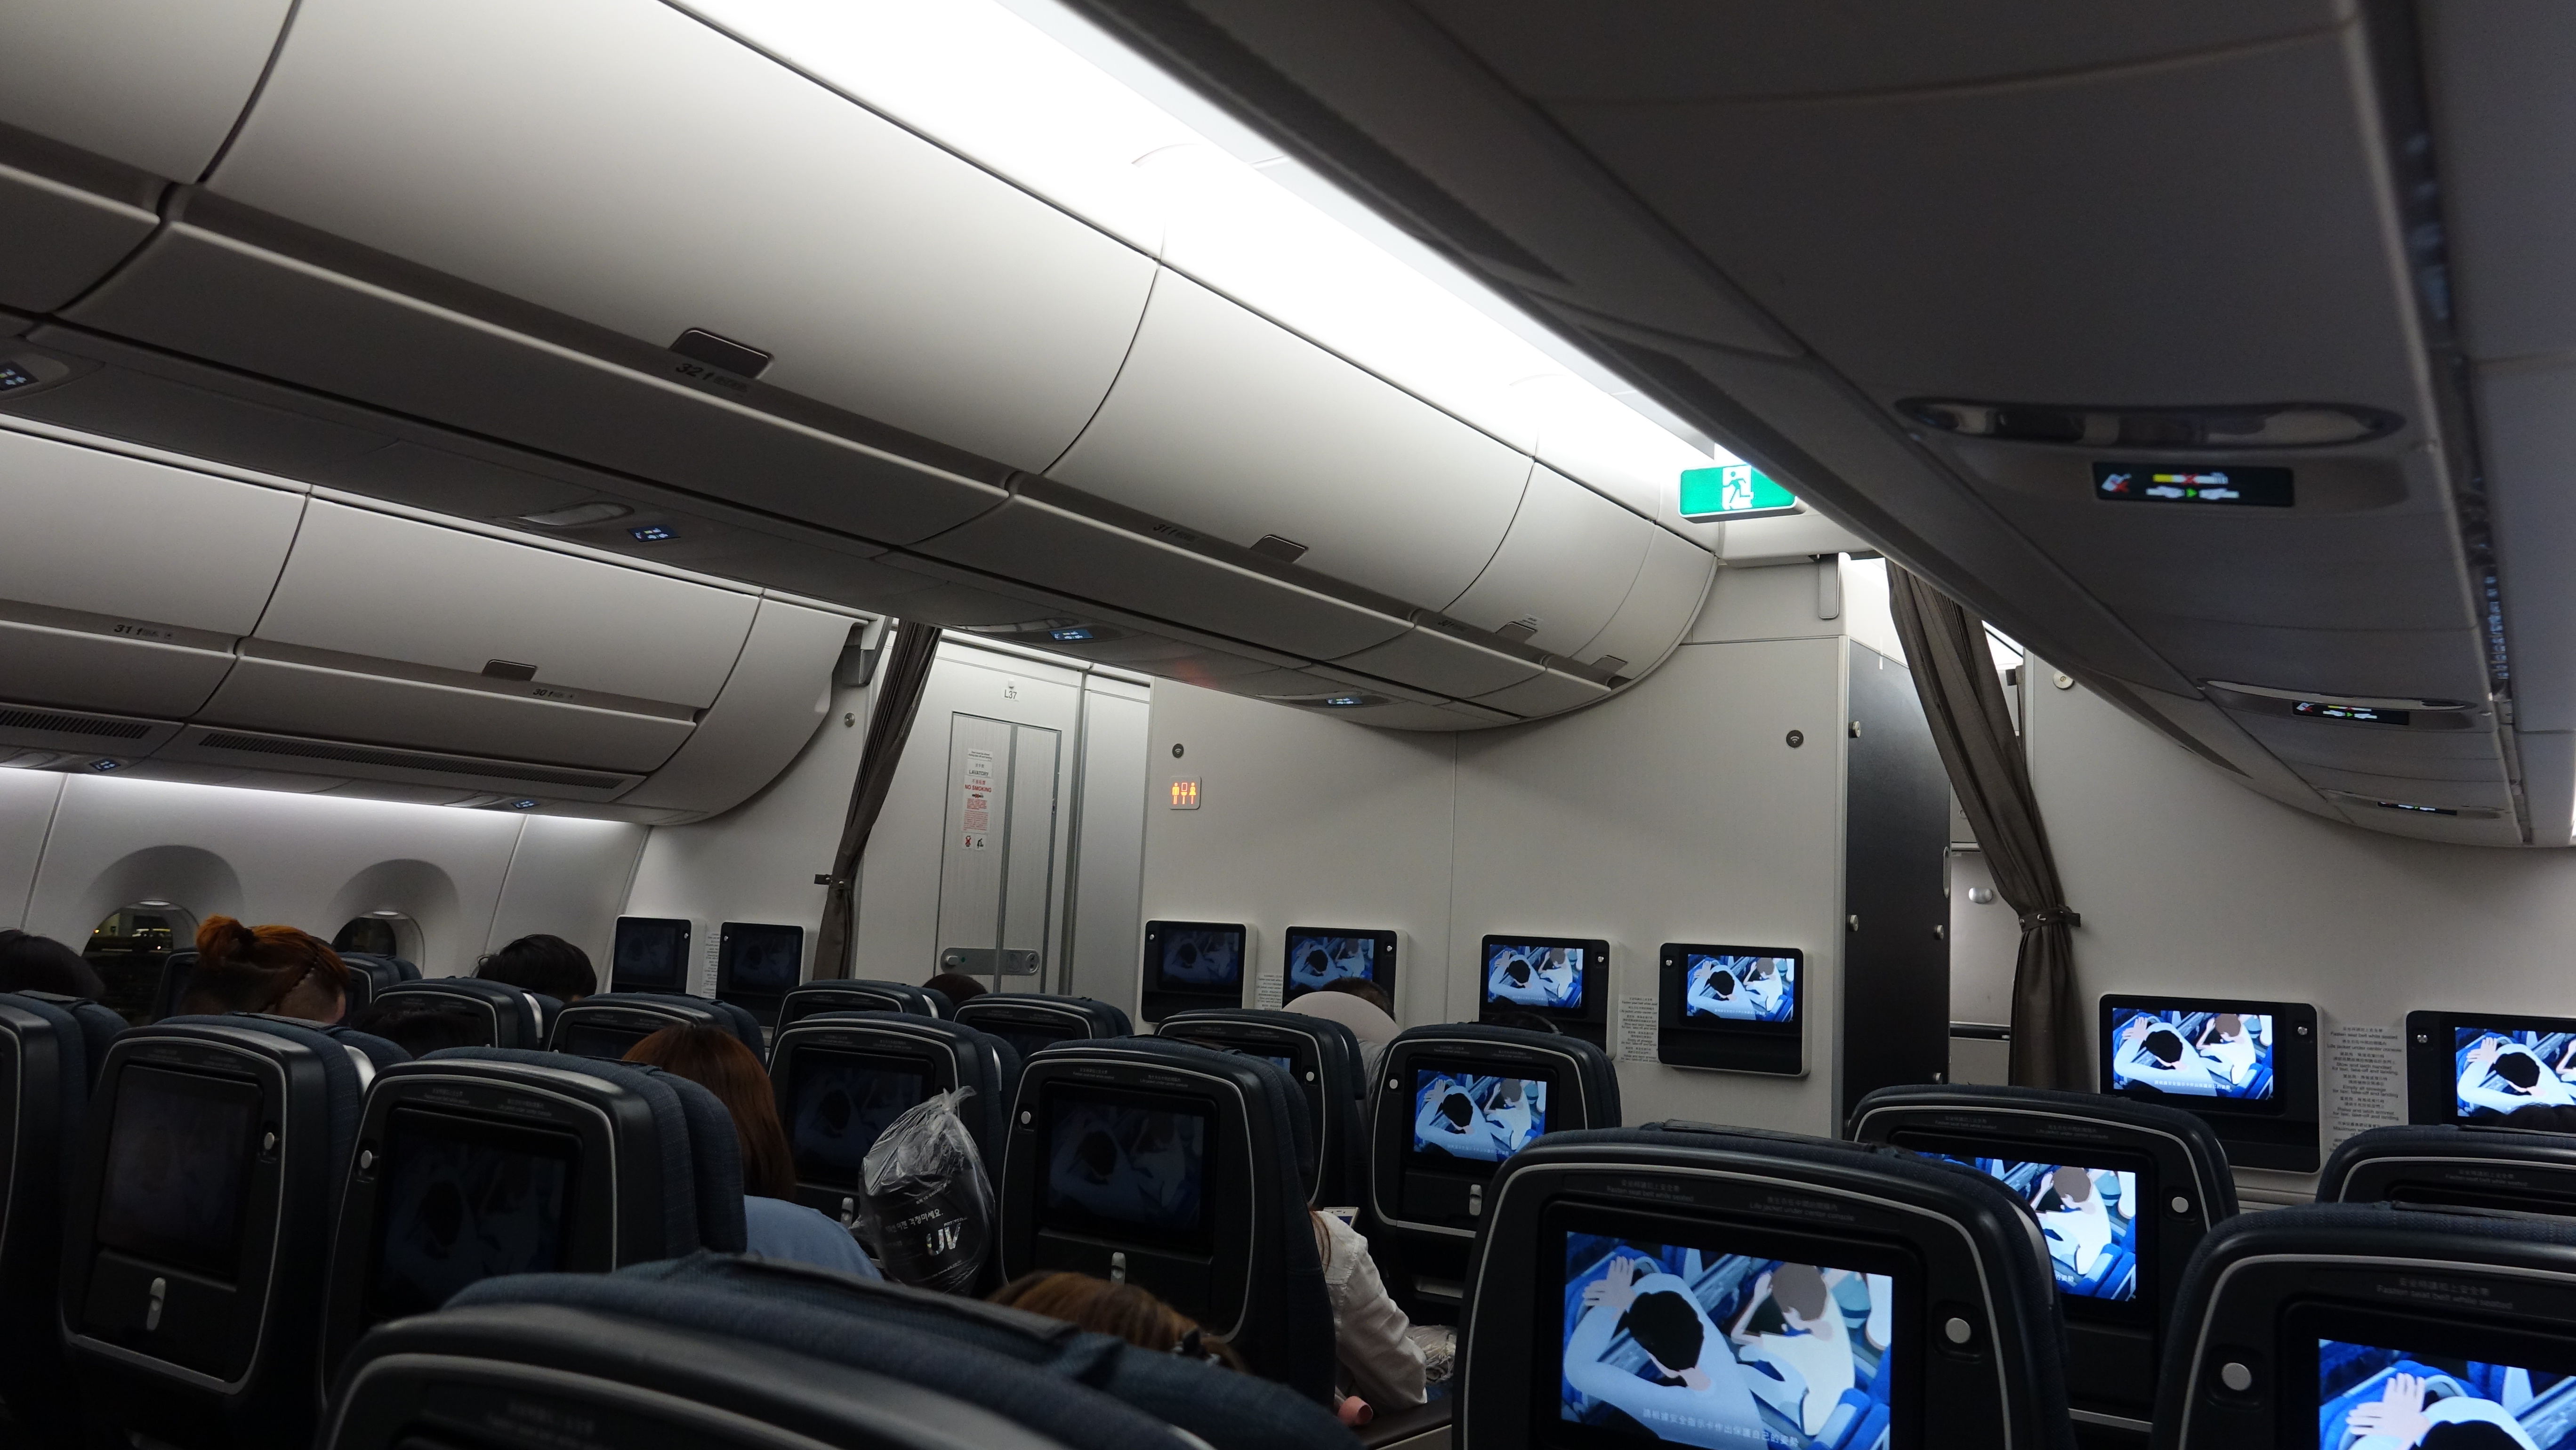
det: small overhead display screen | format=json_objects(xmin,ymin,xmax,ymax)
[
  {"xmin": 2453, "ymin": 1026, "xmax": 2576, "ymax": 1120},
  {"xmin": 1145, "ymin": 922, "xmax": 1244, "ymax": 992},
  {"xmin": 2093, "ymin": 462, "xmax": 2292, "ymax": 508},
  {"xmin": 1682, "ymin": 953, "xmax": 1796, "ymax": 1024},
  {"xmin": 611, "ymin": 917, "xmax": 690, "ymax": 992},
  {"xmin": 2108, "ymin": 1006, "xmax": 2275, "ymax": 1101},
  {"xmin": 2318, "ymin": 1337, "xmax": 2576, "ymax": 1450},
  {"xmin": 1554, "ymin": 1225, "xmax": 1896, "ymax": 1449},
  {"xmin": 1411, "ymin": 1068, "xmax": 1548, "ymax": 1163},
  {"xmin": 1283, "ymin": 927, "xmax": 1395, "ymax": 1004},
  {"xmin": 718, "ymin": 923, "xmax": 802, "ymax": 997},
  {"xmin": 1487, "ymin": 942, "xmax": 1586, "ymax": 1010}
]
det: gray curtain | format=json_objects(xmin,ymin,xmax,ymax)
[
  {"xmin": 811, "ymin": 620, "xmax": 943, "ymax": 980},
  {"xmin": 1884, "ymin": 566, "xmax": 2086, "ymax": 1089}
]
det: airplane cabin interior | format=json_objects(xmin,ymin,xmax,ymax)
[{"xmin": 2, "ymin": 3, "xmax": 2575, "ymax": 1450}]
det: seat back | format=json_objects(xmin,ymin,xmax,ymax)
[
  {"xmin": 1461, "ymin": 1123, "xmax": 2075, "ymax": 1450},
  {"xmin": 315, "ymin": 1047, "xmax": 746, "ymax": 1396},
  {"xmin": 955, "ymin": 992, "xmax": 1133, "ymax": 1061},
  {"xmin": 459, "ymin": 1251, "xmax": 1361, "ymax": 1450},
  {"xmin": 779, "ymin": 978, "xmax": 949, "ymax": 1029},
  {"xmin": 1158, "ymin": 1008, "xmax": 1369, "ymax": 1206},
  {"xmin": 338, "ymin": 953, "xmax": 413, "ymax": 1014},
  {"xmin": 1847, "ymin": 1083, "xmax": 2237, "ymax": 1431},
  {"xmin": 2155, "ymin": 1203, "xmax": 2576, "ymax": 1449},
  {"xmin": 1367, "ymin": 1024, "xmax": 1620, "ymax": 1316},
  {"xmin": 371, "ymin": 977, "xmax": 548, "ymax": 1049},
  {"xmin": 999, "ymin": 1037, "xmax": 1335, "ymax": 1402},
  {"xmin": 61, "ymin": 1015, "xmax": 376, "ymax": 1448},
  {"xmin": 2318, "ymin": 1122, "xmax": 2576, "ymax": 1216},
  {"xmin": 549, "ymin": 991, "xmax": 765, "ymax": 1064},
  {"xmin": 768, "ymin": 1011, "xmax": 1021, "ymax": 1227},
  {"xmin": 148, "ymin": 948, "xmax": 198, "ymax": 1023},
  {"xmin": 322, "ymin": 1274, "xmax": 1102, "ymax": 1450},
  {"xmin": 0, "ymin": 992, "xmax": 118, "ymax": 1441}
]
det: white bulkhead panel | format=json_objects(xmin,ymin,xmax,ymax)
[
  {"xmin": 1049, "ymin": 271, "xmax": 1531, "ymax": 612},
  {"xmin": 206, "ymin": 0, "xmax": 1157, "ymax": 473},
  {"xmin": 1573, "ymin": 527, "xmax": 1720, "ymax": 680},
  {"xmin": 0, "ymin": 427, "xmax": 302, "ymax": 717},
  {"xmin": 1442, "ymin": 464, "xmax": 1657, "ymax": 656},
  {"xmin": 0, "ymin": 0, "xmax": 295, "ymax": 180},
  {"xmin": 618, "ymin": 596, "xmax": 855, "ymax": 814}
]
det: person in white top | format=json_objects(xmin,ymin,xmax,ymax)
[
  {"xmin": 2343, "ymin": 1370, "xmax": 2542, "ymax": 1450},
  {"xmin": 2113, "ymin": 1015, "xmax": 2220, "ymax": 1096},
  {"xmin": 1285, "ymin": 978, "xmax": 1400, "ymax": 1078},
  {"xmin": 2457, "ymin": 1036, "xmax": 2576, "ymax": 1117},
  {"xmin": 1727, "ymin": 1263, "xmax": 1856, "ymax": 1437},
  {"xmin": 1310, "ymin": 1209, "xmax": 1428, "ymax": 1411},
  {"xmin": 2031, "ymin": 1167, "xmax": 2117, "ymax": 1286},
  {"xmin": 1562, "ymin": 1256, "xmax": 1767, "ymax": 1449}
]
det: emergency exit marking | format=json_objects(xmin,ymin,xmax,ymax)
[{"xmin": 1168, "ymin": 778, "xmax": 1201, "ymax": 809}]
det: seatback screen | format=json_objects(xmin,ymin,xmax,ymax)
[
  {"xmin": 1041, "ymin": 1088, "xmax": 1213, "ymax": 1249},
  {"xmin": 1412, "ymin": 1068, "xmax": 1548, "ymax": 1164},
  {"xmin": 1682, "ymin": 953, "xmax": 1796, "ymax": 1024},
  {"xmin": 788, "ymin": 1049, "xmax": 930, "ymax": 1184},
  {"xmin": 2319, "ymin": 1337, "xmax": 2576, "ymax": 1450},
  {"xmin": 2454, "ymin": 1026, "xmax": 2576, "ymax": 1121},
  {"xmin": 2108, "ymin": 1006, "xmax": 2275, "ymax": 1101},
  {"xmin": 986, "ymin": 1024, "xmax": 1073, "ymax": 1062},
  {"xmin": 1943, "ymin": 1158, "xmax": 2139, "ymax": 1303},
  {"xmin": 1487, "ymin": 943, "xmax": 1585, "ymax": 1010},
  {"xmin": 611, "ymin": 918, "xmax": 688, "ymax": 991},
  {"xmin": 1557, "ymin": 1229, "xmax": 1895, "ymax": 1449},
  {"xmin": 1286, "ymin": 933, "xmax": 1378, "ymax": 996},
  {"xmin": 1153, "ymin": 927, "xmax": 1243, "ymax": 991},
  {"xmin": 95, "ymin": 1066, "xmax": 263, "ymax": 1282},
  {"xmin": 366, "ymin": 1106, "xmax": 579, "ymax": 1323}
]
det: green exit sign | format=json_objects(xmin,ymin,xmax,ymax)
[{"xmin": 1679, "ymin": 463, "xmax": 1799, "ymax": 521}]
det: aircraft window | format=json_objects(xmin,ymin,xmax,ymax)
[
  {"xmin": 85, "ymin": 900, "xmax": 197, "ymax": 1025},
  {"xmin": 333, "ymin": 911, "xmax": 420, "ymax": 963}
]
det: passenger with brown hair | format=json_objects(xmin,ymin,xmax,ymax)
[
  {"xmin": 621, "ymin": 1023, "xmax": 882, "ymax": 1279},
  {"xmin": 989, "ymin": 1271, "xmax": 1246, "ymax": 1369},
  {"xmin": 177, "ymin": 916, "xmax": 351, "ymax": 1023}
]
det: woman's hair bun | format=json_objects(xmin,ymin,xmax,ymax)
[{"xmin": 195, "ymin": 915, "xmax": 257, "ymax": 963}]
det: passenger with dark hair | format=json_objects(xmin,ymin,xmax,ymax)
[
  {"xmin": 2506, "ymin": 1102, "xmax": 2576, "ymax": 1132},
  {"xmin": 624, "ymin": 1024, "xmax": 881, "ymax": 1279},
  {"xmin": 990, "ymin": 1271, "xmax": 1245, "ymax": 1369},
  {"xmin": 0, "ymin": 929, "xmax": 107, "ymax": 999},
  {"xmin": 348, "ymin": 998, "xmax": 491, "ymax": 1057},
  {"xmin": 177, "ymin": 916, "xmax": 350, "ymax": 1023},
  {"xmin": 1487, "ymin": 1010, "xmax": 1562, "ymax": 1035},
  {"xmin": 922, "ymin": 971, "xmax": 987, "ymax": 1007},
  {"xmin": 475, "ymin": 933, "xmax": 596, "ymax": 1003}
]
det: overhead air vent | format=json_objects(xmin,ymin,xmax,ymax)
[
  {"xmin": 668, "ymin": 328, "xmax": 773, "ymax": 380},
  {"xmin": 193, "ymin": 732, "xmax": 629, "ymax": 789},
  {"xmin": 0, "ymin": 707, "xmax": 155, "ymax": 739},
  {"xmin": 1251, "ymin": 534, "xmax": 1311, "ymax": 564},
  {"xmin": 1897, "ymin": 399, "xmax": 2400, "ymax": 449}
]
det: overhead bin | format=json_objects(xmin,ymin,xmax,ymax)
[
  {"xmin": 198, "ymin": 0, "xmax": 1155, "ymax": 475},
  {"xmin": 0, "ymin": 424, "xmax": 301, "ymax": 717},
  {"xmin": 1570, "ymin": 527, "xmax": 1719, "ymax": 681},
  {"xmin": 1331, "ymin": 625, "xmax": 1542, "ymax": 700},
  {"xmin": 1442, "ymin": 465, "xmax": 1656, "ymax": 656},
  {"xmin": 0, "ymin": 136, "xmax": 161, "ymax": 314},
  {"xmin": 618, "ymin": 597, "xmax": 855, "ymax": 814},
  {"xmin": 200, "ymin": 501, "xmax": 758, "ymax": 772},
  {"xmin": 0, "ymin": 0, "xmax": 294, "ymax": 181},
  {"xmin": 1048, "ymin": 271, "xmax": 1531, "ymax": 612}
]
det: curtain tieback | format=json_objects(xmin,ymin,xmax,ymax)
[{"xmin": 2018, "ymin": 905, "xmax": 2081, "ymax": 930}]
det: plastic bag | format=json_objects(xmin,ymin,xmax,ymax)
[{"xmin": 857, "ymin": 1086, "xmax": 994, "ymax": 1294}]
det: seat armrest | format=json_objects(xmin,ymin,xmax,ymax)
[{"xmin": 1358, "ymin": 1397, "xmax": 1453, "ymax": 1450}]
